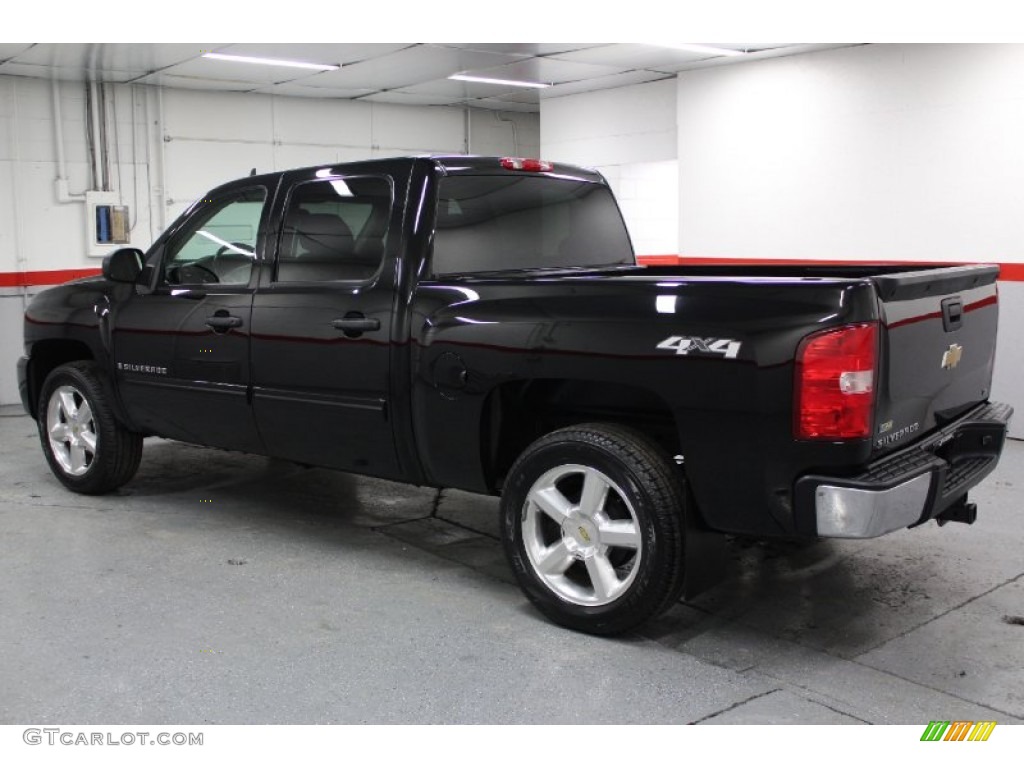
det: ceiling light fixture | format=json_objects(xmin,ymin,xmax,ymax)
[
  {"xmin": 648, "ymin": 43, "xmax": 745, "ymax": 57},
  {"xmin": 202, "ymin": 53, "xmax": 340, "ymax": 71},
  {"xmin": 449, "ymin": 74, "xmax": 550, "ymax": 89}
]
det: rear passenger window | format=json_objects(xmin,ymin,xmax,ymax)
[
  {"xmin": 432, "ymin": 175, "xmax": 634, "ymax": 275},
  {"xmin": 275, "ymin": 176, "xmax": 392, "ymax": 283}
]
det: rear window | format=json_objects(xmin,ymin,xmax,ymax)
[{"xmin": 432, "ymin": 175, "xmax": 634, "ymax": 276}]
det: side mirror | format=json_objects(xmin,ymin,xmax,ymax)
[{"xmin": 102, "ymin": 247, "xmax": 144, "ymax": 283}]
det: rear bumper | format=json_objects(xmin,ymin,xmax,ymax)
[{"xmin": 794, "ymin": 401, "xmax": 1013, "ymax": 538}]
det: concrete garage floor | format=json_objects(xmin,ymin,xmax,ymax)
[{"xmin": 1, "ymin": 407, "xmax": 1021, "ymax": 725}]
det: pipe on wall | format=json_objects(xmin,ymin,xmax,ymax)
[
  {"xmin": 50, "ymin": 78, "xmax": 84, "ymax": 203},
  {"xmin": 123, "ymin": 85, "xmax": 140, "ymax": 233},
  {"xmin": 156, "ymin": 85, "xmax": 168, "ymax": 231},
  {"xmin": 493, "ymin": 111, "xmax": 519, "ymax": 156},
  {"xmin": 10, "ymin": 79, "xmax": 28, "ymax": 309},
  {"xmin": 98, "ymin": 81, "xmax": 111, "ymax": 192},
  {"xmin": 88, "ymin": 81, "xmax": 103, "ymax": 192}
]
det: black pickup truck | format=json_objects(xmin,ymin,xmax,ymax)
[{"xmin": 18, "ymin": 155, "xmax": 1013, "ymax": 634}]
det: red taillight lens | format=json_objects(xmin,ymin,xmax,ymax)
[
  {"xmin": 795, "ymin": 322, "xmax": 878, "ymax": 439},
  {"xmin": 500, "ymin": 157, "xmax": 553, "ymax": 172}
]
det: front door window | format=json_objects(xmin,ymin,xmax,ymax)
[{"xmin": 164, "ymin": 188, "xmax": 267, "ymax": 286}]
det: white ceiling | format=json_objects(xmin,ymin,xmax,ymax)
[{"xmin": 0, "ymin": 43, "xmax": 854, "ymax": 112}]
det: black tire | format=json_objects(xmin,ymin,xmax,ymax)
[
  {"xmin": 500, "ymin": 423, "xmax": 688, "ymax": 635},
  {"xmin": 37, "ymin": 361, "xmax": 143, "ymax": 495}
]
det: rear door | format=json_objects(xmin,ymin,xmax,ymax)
[
  {"xmin": 873, "ymin": 265, "xmax": 1000, "ymax": 453},
  {"xmin": 249, "ymin": 166, "xmax": 405, "ymax": 479}
]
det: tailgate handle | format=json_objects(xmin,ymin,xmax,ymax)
[{"xmin": 941, "ymin": 297, "xmax": 963, "ymax": 332}]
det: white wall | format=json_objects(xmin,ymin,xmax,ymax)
[
  {"xmin": 158, "ymin": 91, "xmax": 539, "ymax": 225},
  {"xmin": 1, "ymin": 77, "xmax": 158, "ymax": 272},
  {"xmin": 542, "ymin": 78, "xmax": 676, "ymax": 166},
  {"xmin": 540, "ymin": 78, "xmax": 678, "ymax": 257},
  {"xmin": 675, "ymin": 43, "xmax": 1024, "ymax": 435},
  {"xmin": 0, "ymin": 74, "xmax": 538, "ymax": 404},
  {"xmin": 677, "ymin": 44, "xmax": 1024, "ymax": 263},
  {"xmin": 601, "ymin": 161, "xmax": 679, "ymax": 257}
]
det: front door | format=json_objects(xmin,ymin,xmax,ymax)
[
  {"xmin": 112, "ymin": 185, "xmax": 269, "ymax": 452},
  {"xmin": 250, "ymin": 168, "xmax": 402, "ymax": 478}
]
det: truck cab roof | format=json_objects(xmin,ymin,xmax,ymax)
[{"xmin": 207, "ymin": 155, "xmax": 607, "ymax": 197}]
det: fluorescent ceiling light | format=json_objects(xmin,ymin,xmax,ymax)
[
  {"xmin": 202, "ymin": 53, "xmax": 339, "ymax": 71},
  {"xmin": 449, "ymin": 74, "xmax": 550, "ymax": 89},
  {"xmin": 329, "ymin": 180, "xmax": 353, "ymax": 197},
  {"xmin": 656, "ymin": 295, "xmax": 677, "ymax": 314},
  {"xmin": 197, "ymin": 230, "xmax": 253, "ymax": 256},
  {"xmin": 313, "ymin": 168, "xmax": 353, "ymax": 196},
  {"xmin": 648, "ymin": 43, "xmax": 745, "ymax": 57}
]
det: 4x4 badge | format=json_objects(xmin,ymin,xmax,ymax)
[
  {"xmin": 657, "ymin": 336, "xmax": 742, "ymax": 359},
  {"xmin": 941, "ymin": 343, "xmax": 963, "ymax": 370}
]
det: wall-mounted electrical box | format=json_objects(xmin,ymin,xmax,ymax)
[{"xmin": 85, "ymin": 191, "xmax": 130, "ymax": 257}]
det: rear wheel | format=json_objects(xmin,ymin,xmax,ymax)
[
  {"xmin": 500, "ymin": 423, "xmax": 688, "ymax": 635},
  {"xmin": 38, "ymin": 362, "xmax": 143, "ymax": 494}
]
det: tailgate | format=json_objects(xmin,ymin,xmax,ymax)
[{"xmin": 873, "ymin": 265, "xmax": 1000, "ymax": 455}]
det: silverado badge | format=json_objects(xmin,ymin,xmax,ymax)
[{"xmin": 941, "ymin": 343, "xmax": 963, "ymax": 370}]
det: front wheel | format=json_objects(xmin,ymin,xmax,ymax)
[
  {"xmin": 37, "ymin": 361, "xmax": 143, "ymax": 494},
  {"xmin": 500, "ymin": 423, "xmax": 688, "ymax": 635}
]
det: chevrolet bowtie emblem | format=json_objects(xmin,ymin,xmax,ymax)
[{"xmin": 941, "ymin": 343, "xmax": 963, "ymax": 370}]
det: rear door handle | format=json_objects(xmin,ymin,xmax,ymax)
[
  {"xmin": 205, "ymin": 315, "xmax": 243, "ymax": 331},
  {"xmin": 331, "ymin": 316, "xmax": 380, "ymax": 333}
]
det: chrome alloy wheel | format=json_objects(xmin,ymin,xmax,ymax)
[
  {"xmin": 521, "ymin": 464, "xmax": 642, "ymax": 606},
  {"xmin": 46, "ymin": 385, "xmax": 97, "ymax": 477}
]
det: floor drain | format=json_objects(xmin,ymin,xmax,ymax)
[{"xmin": 1001, "ymin": 615, "xmax": 1024, "ymax": 626}]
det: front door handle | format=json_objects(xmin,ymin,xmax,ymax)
[
  {"xmin": 331, "ymin": 315, "xmax": 381, "ymax": 336},
  {"xmin": 205, "ymin": 314, "xmax": 243, "ymax": 332}
]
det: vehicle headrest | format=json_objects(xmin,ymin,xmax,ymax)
[{"xmin": 292, "ymin": 212, "xmax": 354, "ymax": 258}]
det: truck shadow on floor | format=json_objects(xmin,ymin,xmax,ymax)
[{"xmin": 101, "ymin": 438, "xmax": 938, "ymax": 657}]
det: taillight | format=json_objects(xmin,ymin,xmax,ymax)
[
  {"xmin": 500, "ymin": 157, "xmax": 553, "ymax": 172},
  {"xmin": 794, "ymin": 322, "xmax": 878, "ymax": 440}
]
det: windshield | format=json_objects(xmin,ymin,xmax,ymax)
[{"xmin": 432, "ymin": 175, "xmax": 634, "ymax": 276}]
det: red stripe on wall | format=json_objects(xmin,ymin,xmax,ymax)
[
  {"xmin": 0, "ymin": 268, "xmax": 102, "ymax": 288},
  {"xmin": 997, "ymin": 262, "xmax": 1024, "ymax": 281},
  {"xmin": 636, "ymin": 255, "xmax": 1024, "ymax": 281}
]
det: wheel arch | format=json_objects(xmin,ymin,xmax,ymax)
[
  {"xmin": 25, "ymin": 339, "xmax": 96, "ymax": 420},
  {"xmin": 479, "ymin": 377, "xmax": 683, "ymax": 494}
]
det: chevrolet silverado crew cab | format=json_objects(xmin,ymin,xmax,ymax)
[{"xmin": 18, "ymin": 155, "xmax": 1013, "ymax": 635}]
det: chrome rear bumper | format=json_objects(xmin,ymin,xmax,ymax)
[{"xmin": 795, "ymin": 402, "xmax": 1013, "ymax": 539}]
